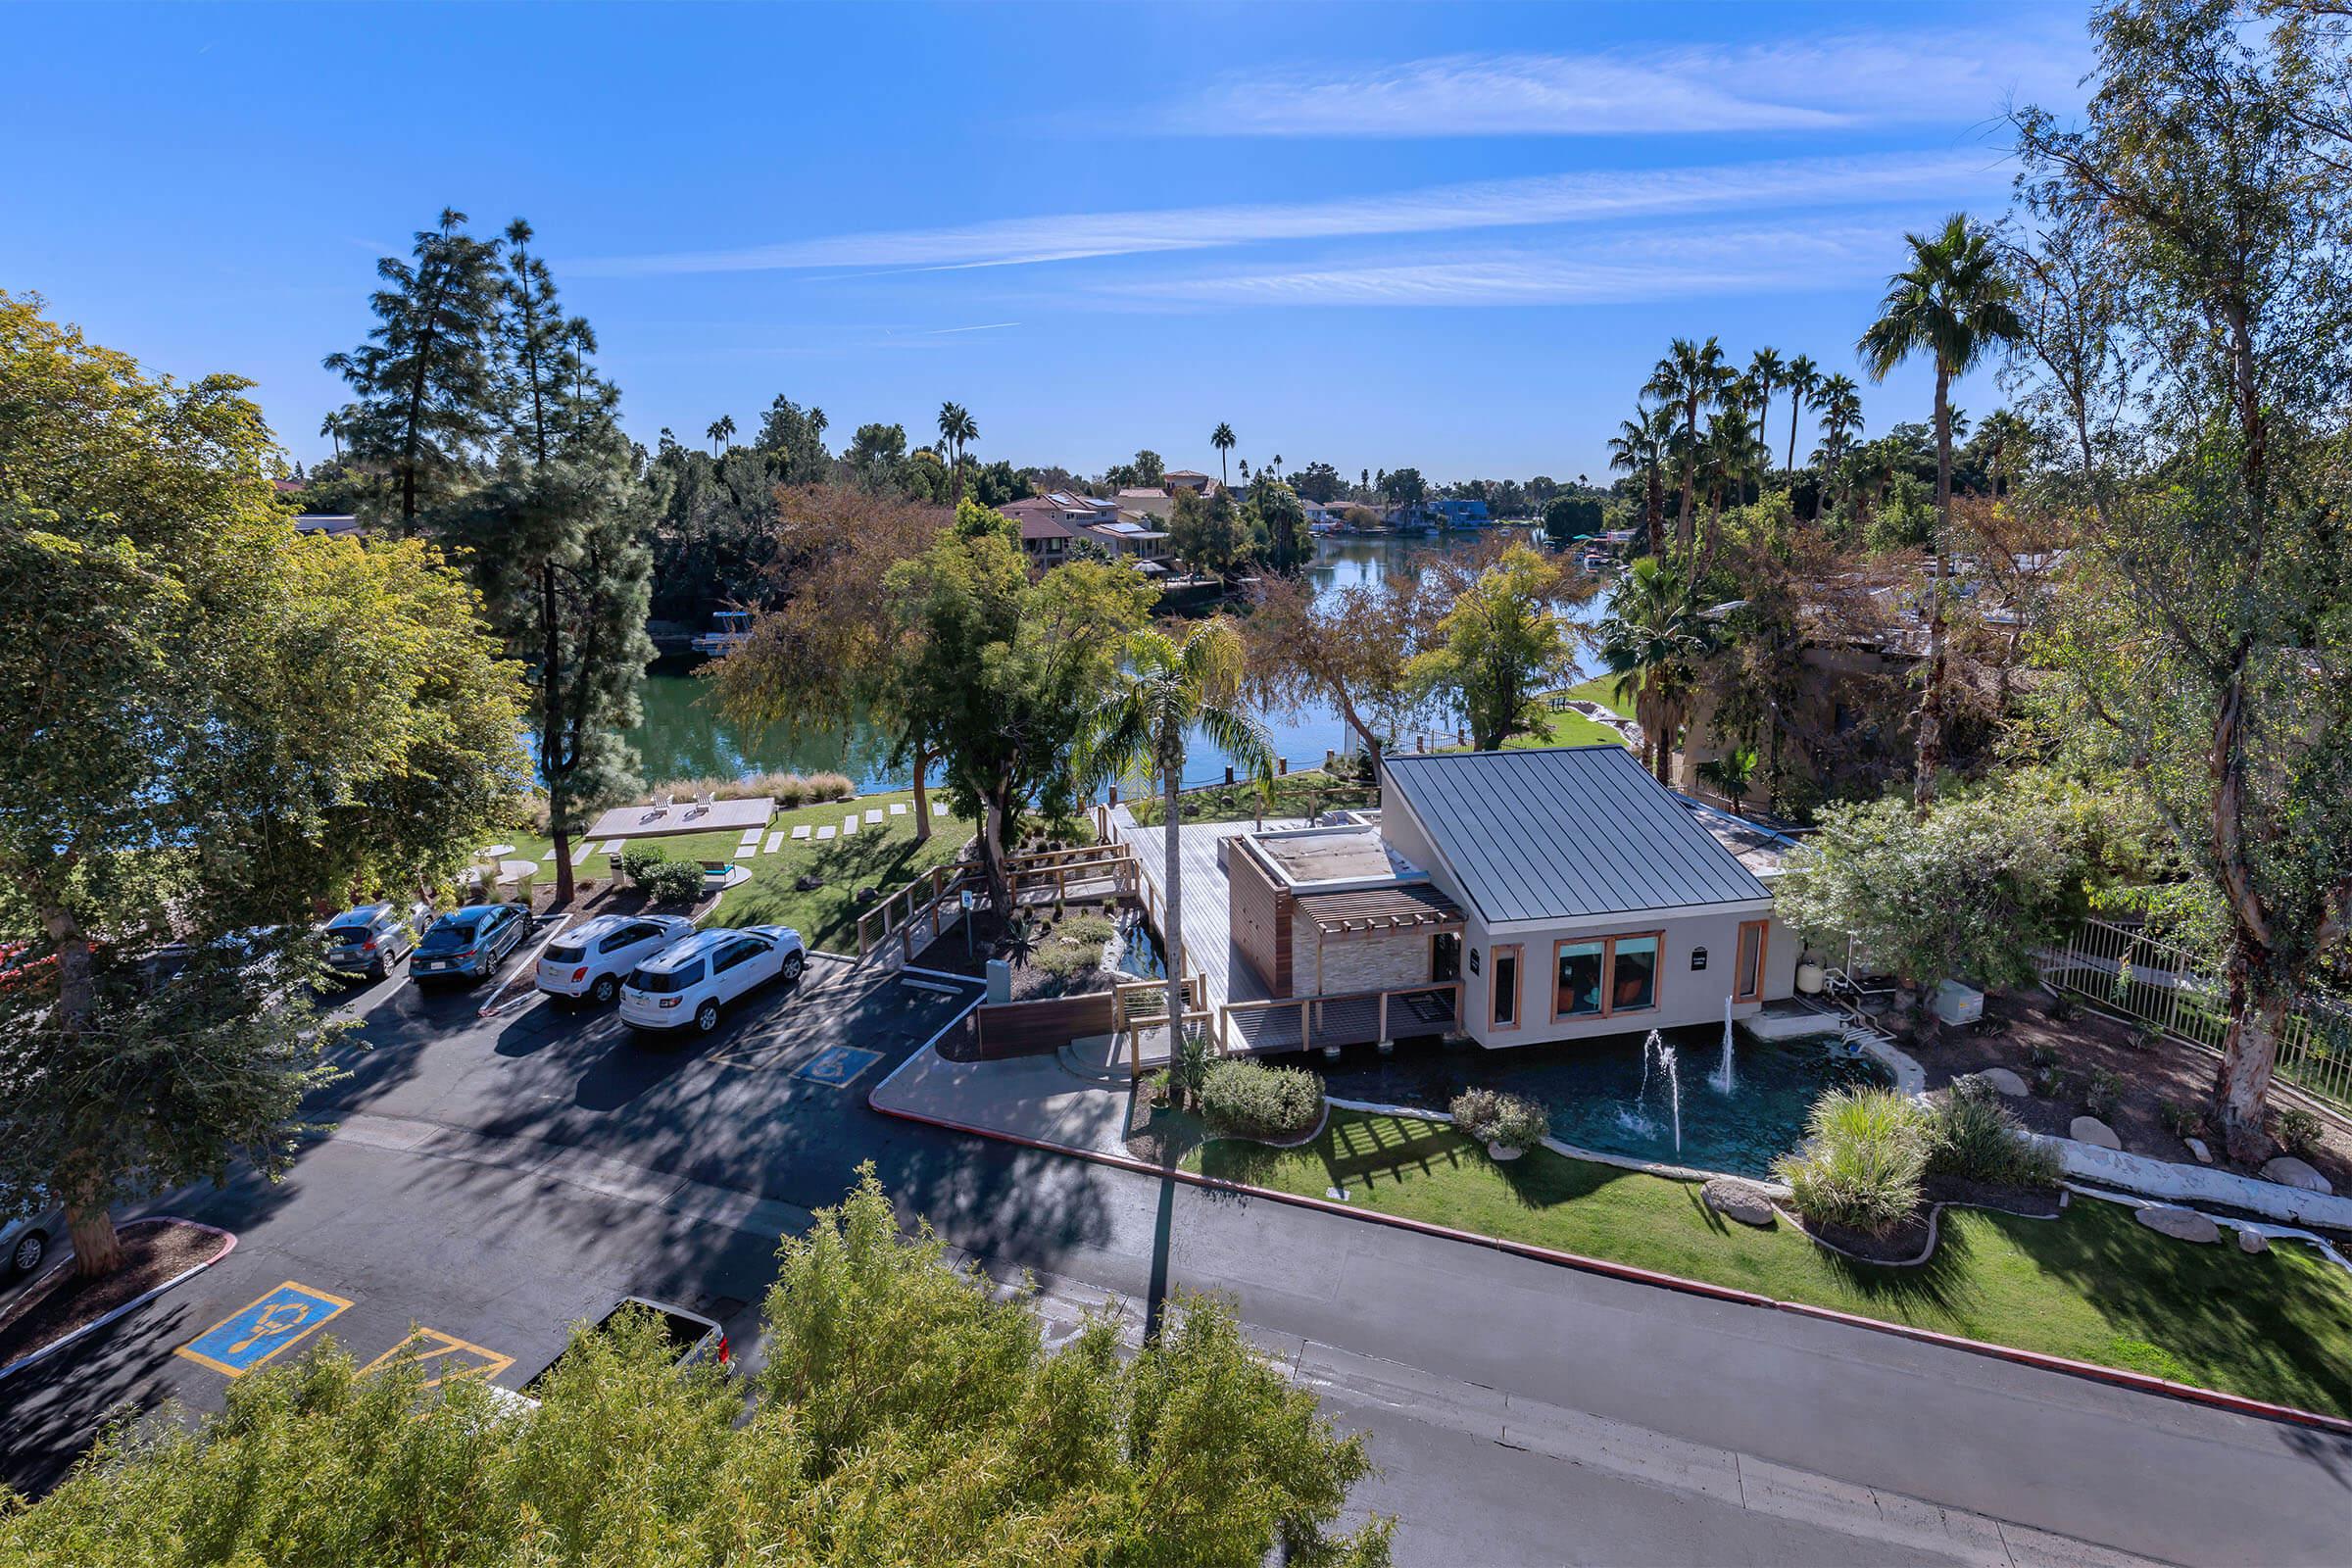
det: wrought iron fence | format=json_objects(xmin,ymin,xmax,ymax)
[{"xmin": 2041, "ymin": 919, "xmax": 2352, "ymax": 1110}]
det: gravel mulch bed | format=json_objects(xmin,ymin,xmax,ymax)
[{"xmin": 0, "ymin": 1220, "xmax": 224, "ymax": 1369}]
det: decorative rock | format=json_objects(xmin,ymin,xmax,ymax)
[
  {"xmin": 2070, "ymin": 1115, "xmax": 2123, "ymax": 1151},
  {"xmin": 1486, "ymin": 1141, "xmax": 1525, "ymax": 1162},
  {"xmin": 1979, "ymin": 1066, "xmax": 2030, "ymax": 1098},
  {"xmin": 2238, "ymin": 1227, "xmax": 2271, "ymax": 1254},
  {"xmin": 1702, "ymin": 1178, "xmax": 1777, "ymax": 1228},
  {"xmin": 2184, "ymin": 1137, "xmax": 2214, "ymax": 1165},
  {"xmin": 2260, "ymin": 1156, "xmax": 2334, "ymax": 1195},
  {"xmin": 2134, "ymin": 1204, "xmax": 2221, "ymax": 1244}
]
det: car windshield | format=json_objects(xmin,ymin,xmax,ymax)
[
  {"xmin": 630, "ymin": 958, "xmax": 704, "ymax": 993},
  {"xmin": 543, "ymin": 942, "xmax": 586, "ymax": 965},
  {"xmin": 419, "ymin": 917, "xmax": 481, "ymax": 953}
]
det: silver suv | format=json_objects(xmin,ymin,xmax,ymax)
[{"xmin": 320, "ymin": 902, "xmax": 426, "ymax": 981}]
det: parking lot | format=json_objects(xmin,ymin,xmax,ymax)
[{"xmin": 0, "ymin": 945, "xmax": 982, "ymax": 1495}]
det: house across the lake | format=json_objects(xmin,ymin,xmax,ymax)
[{"xmin": 1223, "ymin": 745, "xmax": 1792, "ymax": 1049}]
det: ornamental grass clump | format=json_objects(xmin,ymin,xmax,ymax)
[
  {"xmin": 1926, "ymin": 1079, "xmax": 2062, "ymax": 1189},
  {"xmin": 1773, "ymin": 1086, "xmax": 1928, "ymax": 1238},
  {"xmin": 1200, "ymin": 1059, "xmax": 1325, "ymax": 1141}
]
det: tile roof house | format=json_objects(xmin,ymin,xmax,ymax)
[
  {"xmin": 1223, "ymin": 745, "xmax": 1791, "ymax": 1048},
  {"xmin": 1114, "ymin": 486, "xmax": 1174, "ymax": 519},
  {"xmin": 1161, "ymin": 469, "xmax": 1215, "ymax": 495}
]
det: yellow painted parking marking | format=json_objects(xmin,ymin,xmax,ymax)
[
  {"xmin": 175, "ymin": 1281, "xmax": 354, "ymax": 1377},
  {"xmin": 357, "ymin": 1327, "xmax": 514, "ymax": 1388}
]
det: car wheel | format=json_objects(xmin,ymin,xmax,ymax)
[
  {"xmin": 695, "ymin": 1000, "xmax": 720, "ymax": 1033},
  {"xmin": 368, "ymin": 956, "xmax": 388, "ymax": 981},
  {"xmin": 10, "ymin": 1228, "xmax": 45, "ymax": 1277},
  {"xmin": 781, "ymin": 953, "xmax": 805, "ymax": 983},
  {"xmin": 590, "ymin": 974, "xmax": 617, "ymax": 1005}
]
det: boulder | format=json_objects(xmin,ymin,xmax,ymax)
[
  {"xmin": 2070, "ymin": 1115, "xmax": 2123, "ymax": 1151},
  {"xmin": 1486, "ymin": 1141, "xmax": 1525, "ymax": 1162},
  {"xmin": 1702, "ymin": 1178, "xmax": 1777, "ymax": 1228},
  {"xmin": 2184, "ymin": 1137, "xmax": 2214, "ymax": 1165},
  {"xmin": 2260, "ymin": 1155, "xmax": 2334, "ymax": 1195},
  {"xmin": 2238, "ymin": 1228, "xmax": 2271, "ymax": 1255},
  {"xmin": 1978, "ymin": 1066, "xmax": 2030, "ymax": 1098},
  {"xmin": 2135, "ymin": 1204, "xmax": 2221, "ymax": 1244}
]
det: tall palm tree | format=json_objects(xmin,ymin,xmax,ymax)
[
  {"xmin": 1780, "ymin": 354, "xmax": 1821, "ymax": 479},
  {"xmin": 1746, "ymin": 348, "xmax": 1784, "ymax": 467},
  {"xmin": 319, "ymin": 410, "xmax": 345, "ymax": 460},
  {"xmin": 1075, "ymin": 620, "xmax": 1274, "ymax": 1054},
  {"xmin": 937, "ymin": 402, "xmax": 978, "ymax": 505},
  {"xmin": 705, "ymin": 414, "xmax": 736, "ymax": 455},
  {"xmin": 1210, "ymin": 421, "xmax": 1236, "ymax": 488},
  {"xmin": 1606, "ymin": 406, "xmax": 1673, "ymax": 559},
  {"xmin": 1812, "ymin": 373, "xmax": 1863, "ymax": 521},
  {"xmin": 1643, "ymin": 336, "xmax": 1727, "ymax": 551},
  {"xmin": 1858, "ymin": 212, "xmax": 2023, "ymax": 809},
  {"xmin": 1595, "ymin": 557, "xmax": 1716, "ymax": 786},
  {"xmin": 1978, "ymin": 408, "xmax": 2033, "ymax": 498}
]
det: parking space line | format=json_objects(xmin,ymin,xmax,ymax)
[
  {"xmin": 175, "ymin": 1281, "xmax": 353, "ymax": 1378},
  {"xmin": 357, "ymin": 1327, "xmax": 514, "ymax": 1388}
]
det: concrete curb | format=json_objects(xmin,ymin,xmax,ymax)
[
  {"xmin": 869, "ymin": 1074, "xmax": 2352, "ymax": 1438},
  {"xmin": 0, "ymin": 1218, "xmax": 238, "ymax": 1385}
]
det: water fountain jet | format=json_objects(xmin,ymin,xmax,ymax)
[{"xmin": 1710, "ymin": 994, "xmax": 1737, "ymax": 1096}]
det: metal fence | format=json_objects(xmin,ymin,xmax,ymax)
[{"xmin": 2041, "ymin": 918, "xmax": 2352, "ymax": 1110}]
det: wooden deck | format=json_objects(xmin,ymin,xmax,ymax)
[{"xmin": 1114, "ymin": 815, "xmax": 1307, "ymax": 1011}]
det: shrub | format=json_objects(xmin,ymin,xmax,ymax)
[
  {"xmin": 1169, "ymin": 1030, "xmax": 1211, "ymax": 1110},
  {"xmin": 1059, "ymin": 910, "xmax": 1118, "ymax": 947},
  {"xmin": 1772, "ymin": 1087, "xmax": 1928, "ymax": 1238},
  {"xmin": 2125, "ymin": 1022, "xmax": 2164, "ymax": 1054},
  {"xmin": 1927, "ymin": 1080, "xmax": 2062, "ymax": 1188},
  {"xmin": 2275, "ymin": 1106, "xmax": 2325, "ymax": 1162},
  {"xmin": 1032, "ymin": 938, "xmax": 1100, "ymax": 982},
  {"xmin": 1489, "ymin": 1095, "xmax": 1550, "ymax": 1152},
  {"xmin": 2158, "ymin": 1098, "xmax": 2208, "ymax": 1140},
  {"xmin": 1200, "ymin": 1059, "xmax": 1325, "ymax": 1141},
  {"xmin": 773, "ymin": 774, "xmax": 810, "ymax": 808},
  {"xmin": 2045, "ymin": 991, "xmax": 2077, "ymax": 1023},
  {"xmin": 638, "ymin": 858, "xmax": 708, "ymax": 906},
  {"xmin": 618, "ymin": 843, "xmax": 669, "ymax": 886},
  {"xmin": 1447, "ymin": 1087, "xmax": 1501, "ymax": 1140},
  {"xmin": 2082, "ymin": 1066, "xmax": 2124, "ymax": 1119},
  {"xmin": 808, "ymin": 771, "xmax": 856, "ymax": 803}
]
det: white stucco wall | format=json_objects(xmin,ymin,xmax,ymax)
[{"xmin": 1455, "ymin": 904, "xmax": 1787, "ymax": 1049}]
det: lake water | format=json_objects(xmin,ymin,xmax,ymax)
[{"xmin": 627, "ymin": 529, "xmax": 1607, "ymax": 793}]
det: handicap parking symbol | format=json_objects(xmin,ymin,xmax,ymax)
[
  {"xmin": 176, "ymin": 1281, "xmax": 353, "ymax": 1377},
  {"xmin": 792, "ymin": 1044, "xmax": 882, "ymax": 1086}
]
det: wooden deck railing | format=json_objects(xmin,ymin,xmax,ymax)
[
  {"xmin": 856, "ymin": 842, "xmax": 1138, "ymax": 959},
  {"xmin": 1217, "ymin": 981, "xmax": 1461, "ymax": 1057}
]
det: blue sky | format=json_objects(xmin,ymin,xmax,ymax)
[{"xmin": 1, "ymin": 2, "xmax": 2091, "ymax": 484}]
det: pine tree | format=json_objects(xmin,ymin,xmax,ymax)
[{"xmin": 322, "ymin": 209, "xmax": 506, "ymax": 531}]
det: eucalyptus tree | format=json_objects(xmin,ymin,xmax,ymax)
[
  {"xmin": 322, "ymin": 209, "xmax": 506, "ymax": 531},
  {"xmin": 1860, "ymin": 214, "xmax": 2021, "ymax": 808},
  {"xmin": 1781, "ymin": 353, "xmax": 1821, "ymax": 477},
  {"xmin": 1644, "ymin": 336, "xmax": 1728, "ymax": 549},
  {"xmin": 1076, "ymin": 620, "xmax": 1274, "ymax": 1044},
  {"xmin": 1211, "ymin": 420, "xmax": 1237, "ymax": 487}
]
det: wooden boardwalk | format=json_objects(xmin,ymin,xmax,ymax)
[{"xmin": 1113, "ymin": 815, "xmax": 1307, "ymax": 1011}]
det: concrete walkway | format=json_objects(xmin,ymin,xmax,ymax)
[{"xmin": 869, "ymin": 1047, "xmax": 1137, "ymax": 1156}]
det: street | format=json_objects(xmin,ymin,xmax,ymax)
[{"xmin": 5, "ymin": 951, "xmax": 2347, "ymax": 1565}]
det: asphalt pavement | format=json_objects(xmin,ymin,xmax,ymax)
[{"xmin": 4, "ymin": 948, "xmax": 2347, "ymax": 1565}]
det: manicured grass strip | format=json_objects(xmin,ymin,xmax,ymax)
[
  {"xmin": 1188, "ymin": 1110, "xmax": 2352, "ymax": 1418},
  {"xmin": 508, "ymin": 788, "xmax": 975, "ymax": 952},
  {"xmin": 1565, "ymin": 673, "xmax": 1634, "ymax": 722}
]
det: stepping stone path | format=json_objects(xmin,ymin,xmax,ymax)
[
  {"xmin": 542, "ymin": 848, "xmax": 556, "ymax": 862},
  {"xmin": 2239, "ymin": 1228, "xmax": 2271, "ymax": 1254},
  {"xmin": 932, "ymin": 801, "xmax": 949, "ymax": 814},
  {"xmin": 815, "ymin": 825, "xmax": 836, "ymax": 841},
  {"xmin": 2069, "ymin": 1115, "xmax": 2123, "ymax": 1150},
  {"xmin": 790, "ymin": 825, "xmax": 811, "ymax": 841},
  {"xmin": 1978, "ymin": 1066, "xmax": 2029, "ymax": 1097},
  {"xmin": 863, "ymin": 808, "xmax": 882, "ymax": 824},
  {"xmin": 764, "ymin": 831, "xmax": 785, "ymax": 853},
  {"xmin": 2134, "ymin": 1204, "xmax": 2220, "ymax": 1244},
  {"xmin": 2260, "ymin": 1155, "xmax": 2333, "ymax": 1195},
  {"xmin": 1701, "ymin": 1178, "xmax": 1776, "ymax": 1228},
  {"xmin": 603, "ymin": 839, "xmax": 627, "ymax": 858},
  {"xmin": 889, "ymin": 802, "xmax": 906, "ymax": 815},
  {"xmin": 570, "ymin": 842, "xmax": 596, "ymax": 866},
  {"xmin": 842, "ymin": 815, "xmax": 858, "ymax": 836}
]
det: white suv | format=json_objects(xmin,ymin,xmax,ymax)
[
  {"xmin": 618, "ymin": 925, "xmax": 805, "ymax": 1036},
  {"xmin": 536, "ymin": 914, "xmax": 696, "ymax": 1006}
]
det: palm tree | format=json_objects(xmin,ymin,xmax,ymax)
[
  {"xmin": 1644, "ymin": 336, "xmax": 1728, "ymax": 550},
  {"xmin": 1210, "ymin": 421, "xmax": 1237, "ymax": 488},
  {"xmin": 1075, "ymin": 620, "xmax": 1274, "ymax": 1055},
  {"xmin": 1746, "ymin": 348, "xmax": 1784, "ymax": 467},
  {"xmin": 937, "ymin": 402, "xmax": 979, "ymax": 505},
  {"xmin": 1780, "ymin": 354, "xmax": 1821, "ymax": 479},
  {"xmin": 1812, "ymin": 373, "xmax": 1863, "ymax": 522},
  {"xmin": 706, "ymin": 415, "xmax": 736, "ymax": 455},
  {"xmin": 1697, "ymin": 748, "xmax": 1760, "ymax": 817},
  {"xmin": 1978, "ymin": 408, "xmax": 2033, "ymax": 498},
  {"xmin": 1606, "ymin": 406, "xmax": 1674, "ymax": 559},
  {"xmin": 319, "ymin": 410, "xmax": 345, "ymax": 460},
  {"xmin": 1859, "ymin": 212, "xmax": 2024, "ymax": 808},
  {"xmin": 1595, "ymin": 557, "xmax": 1716, "ymax": 786}
]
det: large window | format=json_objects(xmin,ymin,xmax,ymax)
[
  {"xmin": 1734, "ymin": 920, "xmax": 1768, "ymax": 1004},
  {"xmin": 1552, "ymin": 932, "xmax": 1663, "ymax": 1022},
  {"xmin": 1491, "ymin": 945, "xmax": 1521, "ymax": 1030},
  {"xmin": 1432, "ymin": 932, "xmax": 1461, "ymax": 983}
]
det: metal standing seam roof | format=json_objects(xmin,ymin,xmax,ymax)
[{"xmin": 1381, "ymin": 746, "xmax": 1771, "ymax": 925}]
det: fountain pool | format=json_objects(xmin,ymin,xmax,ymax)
[{"xmin": 1314, "ymin": 1026, "xmax": 1890, "ymax": 1179}]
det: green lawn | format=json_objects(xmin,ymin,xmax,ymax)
[
  {"xmin": 1189, "ymin": 1109, "xmax": 2352, "ymax": 1416},
  {"xmin": 508, "ymin": 787, "xmax": 975, "ymax": 953},
  {"xmin": 1565, "ymin": 673, "xmax": 1634, "ymax": 721}
]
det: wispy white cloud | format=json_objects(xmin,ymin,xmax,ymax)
[
  {"xmin": 1098, "ymin": 223, "xmax": 1907, "ymax": 309},
  {"xmin": 569, "ymin": 151, "xmax": 2002, "ymax": 277},
  {"xmin": 1169, "ymin": 30, "xmax": 2086, "ymax": 137},
  {"xmin": 919, "ymin": 320, "xmax": 1021, "ymax": 334}
]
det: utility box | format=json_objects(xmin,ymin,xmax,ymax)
[
  {"xmin": 985, "ymin": 957, "xmax": 1011, "ymax": 1004},
  {"xmin": 1932, "ymin": 979, "xmax": 1984, "ymax": 1026}
]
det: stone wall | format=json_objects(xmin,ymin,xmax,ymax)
[{"xmin": 1296, "ymin": 913, "xmax": 1433, "ymax": 996}]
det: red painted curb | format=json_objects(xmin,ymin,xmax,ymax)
[
  {"xmin": 0, "ymin": 1217, "xmax": 239, "ymax": 1384},
  {"xmin": 868, "ymin": 1093, "xmax": 2352, "ymax": 1438}
]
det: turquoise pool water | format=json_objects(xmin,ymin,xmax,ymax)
[{"xmin": 1313, "ymin": 1026, "xmax": 1890, "ymax": 1179}]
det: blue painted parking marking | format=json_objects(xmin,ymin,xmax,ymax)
[
  {"xmin": 792, "ymin": 1044, "xmax": 882, "ymax": 1086},
  {"xmin": 175, "ymin": 1281, "xmax": 353, "ymax": 1377}
]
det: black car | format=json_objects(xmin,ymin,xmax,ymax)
[{"xmin": 410, "ymin": 903, "xmax": 532, "ymax": 984}]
